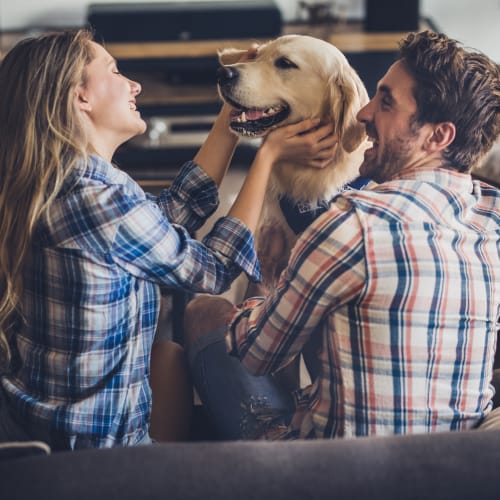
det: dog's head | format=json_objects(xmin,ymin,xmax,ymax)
[{"xmin": 217, "ymin": 35, "xmax": 368, "ymax": 153}]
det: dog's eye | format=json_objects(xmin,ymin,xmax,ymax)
[{"xmin": 274, "ymin": 57, "xmax": 298, "ymax": 70}]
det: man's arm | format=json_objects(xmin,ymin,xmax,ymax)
[{"xmin": 227, "ymin": 204, "xmax": 366, "ymax": 376}]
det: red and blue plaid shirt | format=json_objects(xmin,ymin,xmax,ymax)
[
  {"xmin": 2, "ymin": 155, "xmax": 259, "ymax": 448},
  {"xmin": 227, "ymin": 168, "xmax": 499, "ymax": 439}
]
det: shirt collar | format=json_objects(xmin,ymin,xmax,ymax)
[
  {"xmin": 60, "ymin": 154, "xmax": 131, "ymax": 195},
  {"xmin": 387, "ymin": 166, "xmax": 474, "ymax": 194},
  {"xmin": 78, "ymin": 154, "xmax": 128, "ymax": 184}
]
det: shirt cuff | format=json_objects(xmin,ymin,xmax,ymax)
[
  {"xmin": 203, "ymin": 216, "xmax": 262, "ymax": 283},
  {"xmin": 225, "ymin": 297, "xmax": 264, "ymax": 357},
  {"xmin": 169, "ymin": 161, "xmax": 219, "ymax": 219}
]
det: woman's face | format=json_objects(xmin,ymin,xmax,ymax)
[{"xmin": 77, "ymin": 42, "xmax": 147, "ymax": 158}]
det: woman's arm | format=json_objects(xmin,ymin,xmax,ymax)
[{"xmin": 192, "ymin": 104, "xmax": 239, "ymax": 187}]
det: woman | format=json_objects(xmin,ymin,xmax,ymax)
[{"xmin": 0, "ymin": 30, "xmax": 336, "ymax": 449}]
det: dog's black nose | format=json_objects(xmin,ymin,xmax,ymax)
[{"xmin": 217, "ymin": 65, "xmax": 239, "ymax": 85}]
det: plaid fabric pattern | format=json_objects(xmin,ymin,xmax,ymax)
[
  {"xmin": 1, "ymin": 155, "xmax": 258, "ymax": 449},
  {"xmin": 227, "ymin": 168, "xmax": 499, "ymax": 439}
]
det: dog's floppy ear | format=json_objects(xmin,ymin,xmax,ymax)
[
  {"xmin": 328, "ymin": 65, "xmax": 369, "ymax": 153},
  {"xmin": 217, "ymin": 48, "xmax": 248, "ymax": 66}
]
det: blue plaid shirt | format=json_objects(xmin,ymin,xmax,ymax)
[{"xmin": 1, "ymin": 155, "xmax": 259, "ymax": 449}]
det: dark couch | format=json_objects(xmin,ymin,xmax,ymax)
[
  {"xmin": 2, "ymin": 369, "xmax": 499, "ymax": 500},
  {"xmin": 1, "ymin": 428, "xmax": 500, "ymax": 500}
]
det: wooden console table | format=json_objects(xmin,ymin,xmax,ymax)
[{"xmin": 105, "ymin": 21, "xmax": 419, "ymax": 59}]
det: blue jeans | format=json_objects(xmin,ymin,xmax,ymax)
[{"xmin": 188, "ymin": 327, "xmax": 295, "ymax": 440}]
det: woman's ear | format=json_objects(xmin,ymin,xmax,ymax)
[{"xmin": 75, "ymin": 85, "xmax": 92, "ymax": 112}]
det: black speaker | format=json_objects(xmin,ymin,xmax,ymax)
[
  {"xmin": 365, "ymin": 0, "xmax": 420, "ymax": 32},
  {"xmin": 87, "ymin": 1, "xmax": 282, "ymax": 43}
]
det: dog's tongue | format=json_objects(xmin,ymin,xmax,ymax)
[{"xmin": 245, "ymin": 109, "xmax": 267, "ymax": 120}]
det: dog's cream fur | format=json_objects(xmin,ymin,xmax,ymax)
[{"xmin": 218, "ymin": 35, "xmax": 369, "ymax": 289}]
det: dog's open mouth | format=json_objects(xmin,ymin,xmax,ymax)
[{"xmin": 224, "ymin": 95, "xmax": 290, "ymax": 137}]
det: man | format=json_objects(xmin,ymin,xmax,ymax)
[{"xmin": 184, "ymin": 31, "xmax": 500, "ymax": 440}]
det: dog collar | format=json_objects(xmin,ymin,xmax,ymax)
[{"xmin": 279, "ymin": 176, "xmax": 371, "ymax": 234}]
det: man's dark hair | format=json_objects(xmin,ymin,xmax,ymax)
[{"xmin": 398, "ymin": 30, "xmax": 500, "ymax": 173}]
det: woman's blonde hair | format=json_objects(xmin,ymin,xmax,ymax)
[{"xmin": 0, "ymin": 30, "xmax": 94, "ymax": 369}]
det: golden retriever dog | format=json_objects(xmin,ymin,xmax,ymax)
[{"xmin": 217, "ymin": 35, "xmax": 369, "ymax": 289}]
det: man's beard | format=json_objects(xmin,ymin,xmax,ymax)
[{"xmin": 360, "ymin": 122, "xmax": 420, "ymax": 183}]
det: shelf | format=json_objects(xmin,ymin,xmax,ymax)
[{"xmin": 104, "ymin": 21, "xmax": 419, "ymax": 61}]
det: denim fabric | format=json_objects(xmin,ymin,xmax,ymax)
[{"xmin": 189, "ymin": 327, "xmax": 295, "ymax": 440}]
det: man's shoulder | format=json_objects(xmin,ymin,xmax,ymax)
[
  {"xmin": 334, "ymin": 180, "xmax": 403, "ymax": 209},
  {"xmin": 474, "ymin": 180, "xmax": 500, "ymax": 225},
  {"xmin": 332, "ymin": 178, "xmax": 439, "ymax": 223},
  {"xmin": 475, "ymin": 178, "xmax": 500, "ymax": 200}
]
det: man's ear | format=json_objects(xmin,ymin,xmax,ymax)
[
  {"xmin": 75, "ymin": 85, "xmax": 92, "ymax": 112},
  {"xmin": 426, "ymin": 122, "xmax": 456, "ymax": 152}
]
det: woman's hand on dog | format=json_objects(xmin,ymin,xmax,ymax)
[
  {"xmin": 239, "ymin": 43, "xmax": 259, "ymax": 62},
  {"xmin": 227, "ymin": 119, "xmax": 336, "ymax": 234},
  {"xmin": 261, "ymin": 119, "xmax": 339, "ymax": 169}
]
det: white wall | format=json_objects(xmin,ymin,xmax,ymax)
[
  {"xmin": 1, "ymin": 0, "xmax": 499, "ymax": 61},
  {"xmin": 0, "ymin": 0, "xmax": 365, "ymax": 28},
  {"xmin": 421, "ymin": 0, "xmax": 500, "ymax": 62}
]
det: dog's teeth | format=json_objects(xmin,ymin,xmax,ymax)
[{"xmin": 240, "ymin": 111, "xmax": 247, "ymax": 122}]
